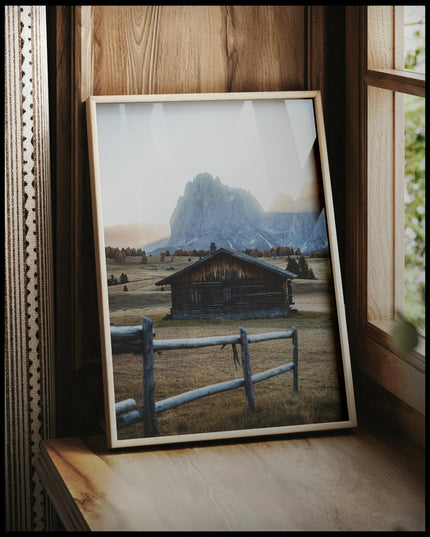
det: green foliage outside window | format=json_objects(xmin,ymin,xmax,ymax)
[
  {"xmin": 403, "ymin": 8, "xmax": 425, "ymax": 333},
  {"xmin": 404, "ymin": 94, "xmax": 425, "ymax": 332},
  {"xmin": 404, "ymin": 6, "xmax": 425, "ymax": 73}
]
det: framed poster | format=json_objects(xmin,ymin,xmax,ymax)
[{"xmin": 86, "ymin": 91, "xmax": 357, "ymax": 449}]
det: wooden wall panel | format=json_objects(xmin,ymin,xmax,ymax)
[
  {"xmin": 48, "ymin": 5, "xmax": 329, "ymax": 437},
  {"xmin": 86, "ymin": 5, "xmax": 306, "ymax": 96}
]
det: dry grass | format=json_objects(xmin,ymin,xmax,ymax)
[
  {"xmin": 113, "ymin": 312, "xmax": 346, "ymax": 441},
  {"xmin": 106, "ymin": 254, "xmax": 345, "ymax": 441}
]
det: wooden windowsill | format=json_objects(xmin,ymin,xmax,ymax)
[
  {"xmin": 368, "ymin": 319, "xmax": 425, "ymax": 365},
  {"xmin": 351, "ymin": 323, "xmax": 425, "ymax": 417},
  {"xmin": 34, "ymin": 427, "xmax": 425, "ymax": 532}
]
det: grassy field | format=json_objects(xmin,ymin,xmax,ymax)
[{"xmin": 106, "ymin": 254, "xmax": 346, "ymax": 440}]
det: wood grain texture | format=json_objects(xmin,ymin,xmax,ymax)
[
  {"xmin": 36, "ymin": 433, "xmax": 425, "ymax": 532},
  {"xmin": 364, "ymin": 69, "xmax": 426, "ymax": 97},
  {"xmin": 47, "ymin": 5, "xmax": 75, "ymax": 437},
  {"xmin": 354, "ymin": 326, "xmax": 425, "ymax": 415},
  {"xmin": 344, "ymin": 6, "xmax": 367, "ymax": 332},
  {"xmin": 352, "ymin": 368, "xmax": 425, "ymax": 450},
  {"xmin": 367, "ymin": 6, "xmax": 395, "ymax": 70},
  {"xmin": 367, "ymin": 85, "xmax": 395, "ymax": 322},
  {"xmin": 307, "ymin": 6, "xmax": 327, "ymax": 101},
  {"xmin": 88, "ymin": 5, "xmax": 306, "ymax": 96}
]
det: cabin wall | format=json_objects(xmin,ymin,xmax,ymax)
[
  {"xmin": 170, "ymin": 279, "xmax": 290, "ymax": 320},
  {"xmin": 172, "ymin": 281, "xmax": 288, "ymax": 319}
]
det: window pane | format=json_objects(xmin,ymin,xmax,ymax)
[
  {"xmin": 404, "ymin": 93, "xmax": 425, "ymax": 331},
  {"xmin": 404, "ymin": 5, "xmax": 425, "ymax": 74}
]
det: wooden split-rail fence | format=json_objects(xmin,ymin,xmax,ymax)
[{"xmin": 112, "ymin": 316, "xmax": 298, "ymax": 437}]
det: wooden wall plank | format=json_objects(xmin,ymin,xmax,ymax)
[
  {"xmin": 87, "ymin": 5, "xmax": 306, "ymax": 96},
  {"xmin": 344, "ymin": 6, "xmax": 367, "ymax": 332}
]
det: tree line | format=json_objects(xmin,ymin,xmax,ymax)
[
  {"xmin": 172, "ymin": 248, "xmax": 209, "ymax": 257},
  {"xmin": 244, "ymin": 246, "xmax": 328, "ymax": 258},
  {"xmin": 105, "ymin": 244, "xmax": 327, "ymax": 282},
  {"xmin": 105, "ymin": 246, "xmax": 145, "ymax": 260}
]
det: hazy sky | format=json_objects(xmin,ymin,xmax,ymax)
[{"xmin": 96, "ymin": 97, "xmax": 318, "ymax": 229}]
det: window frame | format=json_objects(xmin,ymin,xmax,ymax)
[{"xmin": 345, "ymin": 6, "xmax": 425, "ymax": 416}]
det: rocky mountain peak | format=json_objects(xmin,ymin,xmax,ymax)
[{"xmin": 159, "ymin": 173, "xmax": 327, "ymax": 254}]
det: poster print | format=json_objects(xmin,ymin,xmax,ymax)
[{"xmin": 87, "ymin": 91, "xmax": 357, "ymax": 448}]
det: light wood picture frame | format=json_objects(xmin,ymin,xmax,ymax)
[{"xmin": 86, "ymin": 91, "xmax": 357, "ymax": 449}]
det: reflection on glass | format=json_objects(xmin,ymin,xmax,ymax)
[
  {"xmin": 404, "ymin": 5, "xmax": 425, "ymax": 74},
  {"xmin": 404, "ymin": 93, "xmax": 425, "ymax": 332}
]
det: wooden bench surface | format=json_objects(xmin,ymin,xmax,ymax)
[{"xmin": 35, "ymin": 430, "xmax": 425, "ymax": 532}]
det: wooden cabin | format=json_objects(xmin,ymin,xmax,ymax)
[{"xmin": 155, "ymin": 247, "xmax": 297, "ymax": 320}]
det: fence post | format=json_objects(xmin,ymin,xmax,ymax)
[
  {"xmin": 240, "ymin": 327, "xmax": 255, "ymax": 410},
  {"xmin": 142, "ymin": 316, "xmax": 159, "ymax": 437},
  {"xmin": 292, "ymin": 326, "xmax": 298, "ymax": 392}
]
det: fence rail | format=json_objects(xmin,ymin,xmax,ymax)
[{"xmin": 112, "ymin": 316, "xmax": 298, "ymax": 437}]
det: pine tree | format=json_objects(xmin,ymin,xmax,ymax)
[
  {"xmin": 298, "ymin": 255, "xmax": 309, "ymax": 278},
  {"xmin": 107, "ymin": 274, "xmax": 118, "ymax": 286},
  {"xmin": 286, "ymin": 256, "xmax": 300, "ymax": 276},
  {"xmin": 287, "ymin": 255, "xmax": 316, "ymax": 279}
]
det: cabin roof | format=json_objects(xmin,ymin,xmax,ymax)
[{"xmin": 155, "ymin": 247, "xmax": 298, "ymax": 286}]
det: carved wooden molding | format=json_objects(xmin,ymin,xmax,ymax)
[{"xmin": 4, "ymin": 5, "xmax": 55, "ymax": 531}]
